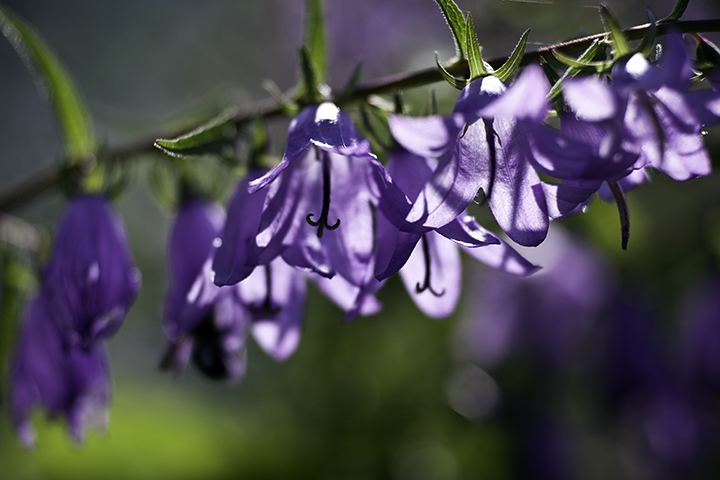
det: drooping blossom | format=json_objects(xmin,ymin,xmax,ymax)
[
  {"xmin": 41, "ymin": 195, "xmax": 141, "ymax": 347},
  {"xmin": 215, "ymin": 102, "xmax": 408, "ymax": 320},
  {"xmin": 163, "ymin": 198, "xmax": 248, "ymax": 382},
  {"xmin": 11, "ymin": 294, "xmax": 111, "ymax": 447},
  {"xmin": 390, "ymin": 65, "xmax": 553, "ymax": 246},
  {"xmin": 375, "ymin": 146, "xmax": 537, "ymax": 318},
  {"xmin": 562, "ymin": 34, "xmax": 713, "ymax": 182}
]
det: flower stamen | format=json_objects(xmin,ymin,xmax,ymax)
[
  {"xmin": 306, "ymin": 150, "xmax": 341, "ymax": 238},
  {"xmin": 415, "ymin": 234, "xmax": 445, "ymax": 297}
]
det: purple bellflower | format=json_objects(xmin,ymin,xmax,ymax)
[
  {"xmin": 41, "ymin": 195, "xmax": 141, "ymax": 348},
  {"xmin": 163, "ymin": 198, "xmax": 248, "ymax": 382},
  {"xmin": 562, "ymin": 34, "xmax": 712, "ymax": 182},
  {"xmin": 389, "ymin": 65, "xmax": 552, "ymax": 246},
  {"xmin": 11, "ymin": 294, "xmax": 110, "ymax": 447},
  {"xmin": 375, "ymin": 146, "xmax": 537, "ymax": 318},
  {"xmin": 217, "ymin": 102, "xmax": 408, "ymax": 309}
]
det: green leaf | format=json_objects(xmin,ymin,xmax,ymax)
[
  {"xmin": 552, "ymin": 48, "xmax": 609, "ymax": 72},
  {"xmin": 599, "ymin": 5, "xmax": 631, "ymax": 57},
  {"xmin": 494, "ymin": 29, "xmax": 530, "ymax": 82},
  {"xmin": 660, "ymin": 0, "xmax": 689, "ymax": 23},
  {"xmin": 465, "ymin": 14, "xmax": 487, "ymax": 81},
  {"xmin": 304, "ymin": 0, "xmax": 327, "ymax": 83},
  {"xmin": 155, "ymin": 111, "xmax": 238, "ymax": 160},
  {"xmin": 434, "ymin": 0, "xmax": 467, "ymax": 59},
  {"xmin": 637, "ymin": 9, "xmax": 658, "ymax": 57},
  {"xmin": 436, "ymin": 54, "xmax": 467, "ymax": 90},
  {"xmin": 549, "ymin": 39, "xmax": 602, "ymax": 99},
  {"xmin": 695, "ymin": 34, "xmax": 720, "ymax": 72},
  {"xmin": 0, "ymin": 6, "xmax": 95, "ymax": 162},
  {"xmin": 146, "ymin": 158, "xmax": 180, "ymax": 211}
]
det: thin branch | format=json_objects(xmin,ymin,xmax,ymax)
[{"xmin": 1, "ymin": 19, "xmax": 719, "ymax": 213}]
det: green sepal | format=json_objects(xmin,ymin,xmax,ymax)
[
  {"xmin": 494, "ymin": 29, "xmax": 531, "ymax": 82},
  {"xmin": 549, "ymin": 39, "xmax": 603, "ymax": 99},
  {"xmin": 299, "ymin": 46, "xmax": 322, "ymax": 104},
  {"xmin": 637, "ymin": 9, "xmax": 658, "ymax": 57},
  {"xmin": 465, "ymin": 14, "xmax": 487, "ymax": 81},
  {"xmin": 599, "ymin": 5, "xmax": 631, "ymax": 58},
  {"xmin": 695, "ymin": 34, "xmax": 720, "ymax": 73},
  {"xmin": 659, "ymin": 0, "xmax": 689, "ymax": 23},
  {"xmin": 334, "ymin": 63, "xmax": 363, "ymax": 105},
  {"xmin": 552, "ymin": 48, "xmax": 610, "ymax": 72},
  {"xmin": 0, "ymin": 6, "xmax": 95, "ymax": 162},
  {"xmin": 304, "ymin": 0, "xmax": 327, "ymax": 84},
  {"xmin": 436, "ymin": 54, "xmax": 467, "ymax": 90},
  {"xmin": 434, "ymin": 0, "xmax": 467, "ymax": 59},
  {"xmin": 154, "ymin": 111, "xmax": 238, "ymax": 161},
  {"xmin": 262, "ymin": 80, "xmax": 300, "ymax": 117}
]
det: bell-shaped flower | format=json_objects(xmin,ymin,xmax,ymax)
[
  {"xmin": 218, "ymin": 102, "xmax": 408, "ymax": 302},
  {"xmin": 162, "ymin": 198, "xmax": 248, "ymax": 382},
  {"xmin": 11, "ymin": 294, "xmax": 110, "ymax": 446},
  {"xmin": 375, "ymin": 146, "xmax": 537, "ymax": 318},
  {"xmin": 563, "ymin": 34, "xmax": 712, "ymax": 182},
  {"xmin": 41, "ymin": 195, "xmax": 140, "ymax": 347},
  {"xmin": 390, "ymin": 65, "xmax": 553, "ymax": 246}
]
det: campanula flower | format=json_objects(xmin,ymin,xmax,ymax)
[
  {"xmin": 11, "ymin": 294, "xmax": 110, "ymax": 446},
  {"xmin": 390, "ymin": 65, "xmax": 553, "ymax": 246},
  {"xmin": 563, "ymin": 34, "xmax": 712, "ymax": 182},
  {"xmin": 41, "ymin": 195, "xmax": 140, "ymax": 347},
  {"xmin": 162, "ymin": 198, "xmax": 248, "ymax": 382},
  {"xmin": 218, "ymin": 102, "xmax": 408, "ymax": 298},
  {"xmin": 375, "ymin": 146, "xmax": 536, "ymax": 318}
]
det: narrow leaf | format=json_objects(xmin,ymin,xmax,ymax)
[
  {"xmin": 304, "ymin": 0, "xmax": 327, "ymax": 83},
  {"xmin": 637, "ymin": 9, "xmax": 658, "ymax": 57},
  {"xmin": 549, "ymin": 39, "xmax": 601, "ymax": 99},
  {"xmin": 599, "ymin": 5, "xmax": 631, "ymax": 57},
  {"xmin": 465, "ymin": 14, "xmax": 487, "ymax": 81},
  {"xmin": 552, "ymin": 49, "xmax": 608, "ymax": 71},
  {"xmin": 495, "ymin": 29, "xmax": 531, "ymax": 82},
  {"xmin": 660, "ymin": 0, "xmax": 689, "ymax": 23},
  {"xmin": 155, "ymin": 111, "xmax": 237, "ymax": 160},
  {"xmin": 434, "ymin": 0, "xmax": 467, "ymax": 59},
  {"xmin": 0, "ymin": 6, "xmax": 95, "ymax": 161},
  {"xmin": 436, "ymin": 54, "xmax": 467, "ymax": 90}
]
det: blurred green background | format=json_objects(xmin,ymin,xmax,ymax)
[{"xmin": 1, "ymin": 1, "xmax": 720, "ymax": 479}]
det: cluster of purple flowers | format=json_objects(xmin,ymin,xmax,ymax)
[{"xmin": 9, "ymin": 30, "xmax": 720, "ymax": 445}]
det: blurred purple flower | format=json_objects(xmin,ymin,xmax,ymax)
[
  {"xmin": 41, "ymin": 195, "xmax": 140, "ymax": 347},
  {"xmin": 459, "ymin": 228, "xmax": 611, "ymax": 368},
  {"xmin": 390, "ymin": 66, "xmax": 554, "ymax": 246},
  {"xmin": 162, "ymin": 198, "xmax": 248, "ymax": 382},
  {"xmin": 679, "ymin": 276, "xmax": 720, "ymax": 395},
  {"xmin": 11, "ymin": 294, "xmax": 110, "ymax": 447}
]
